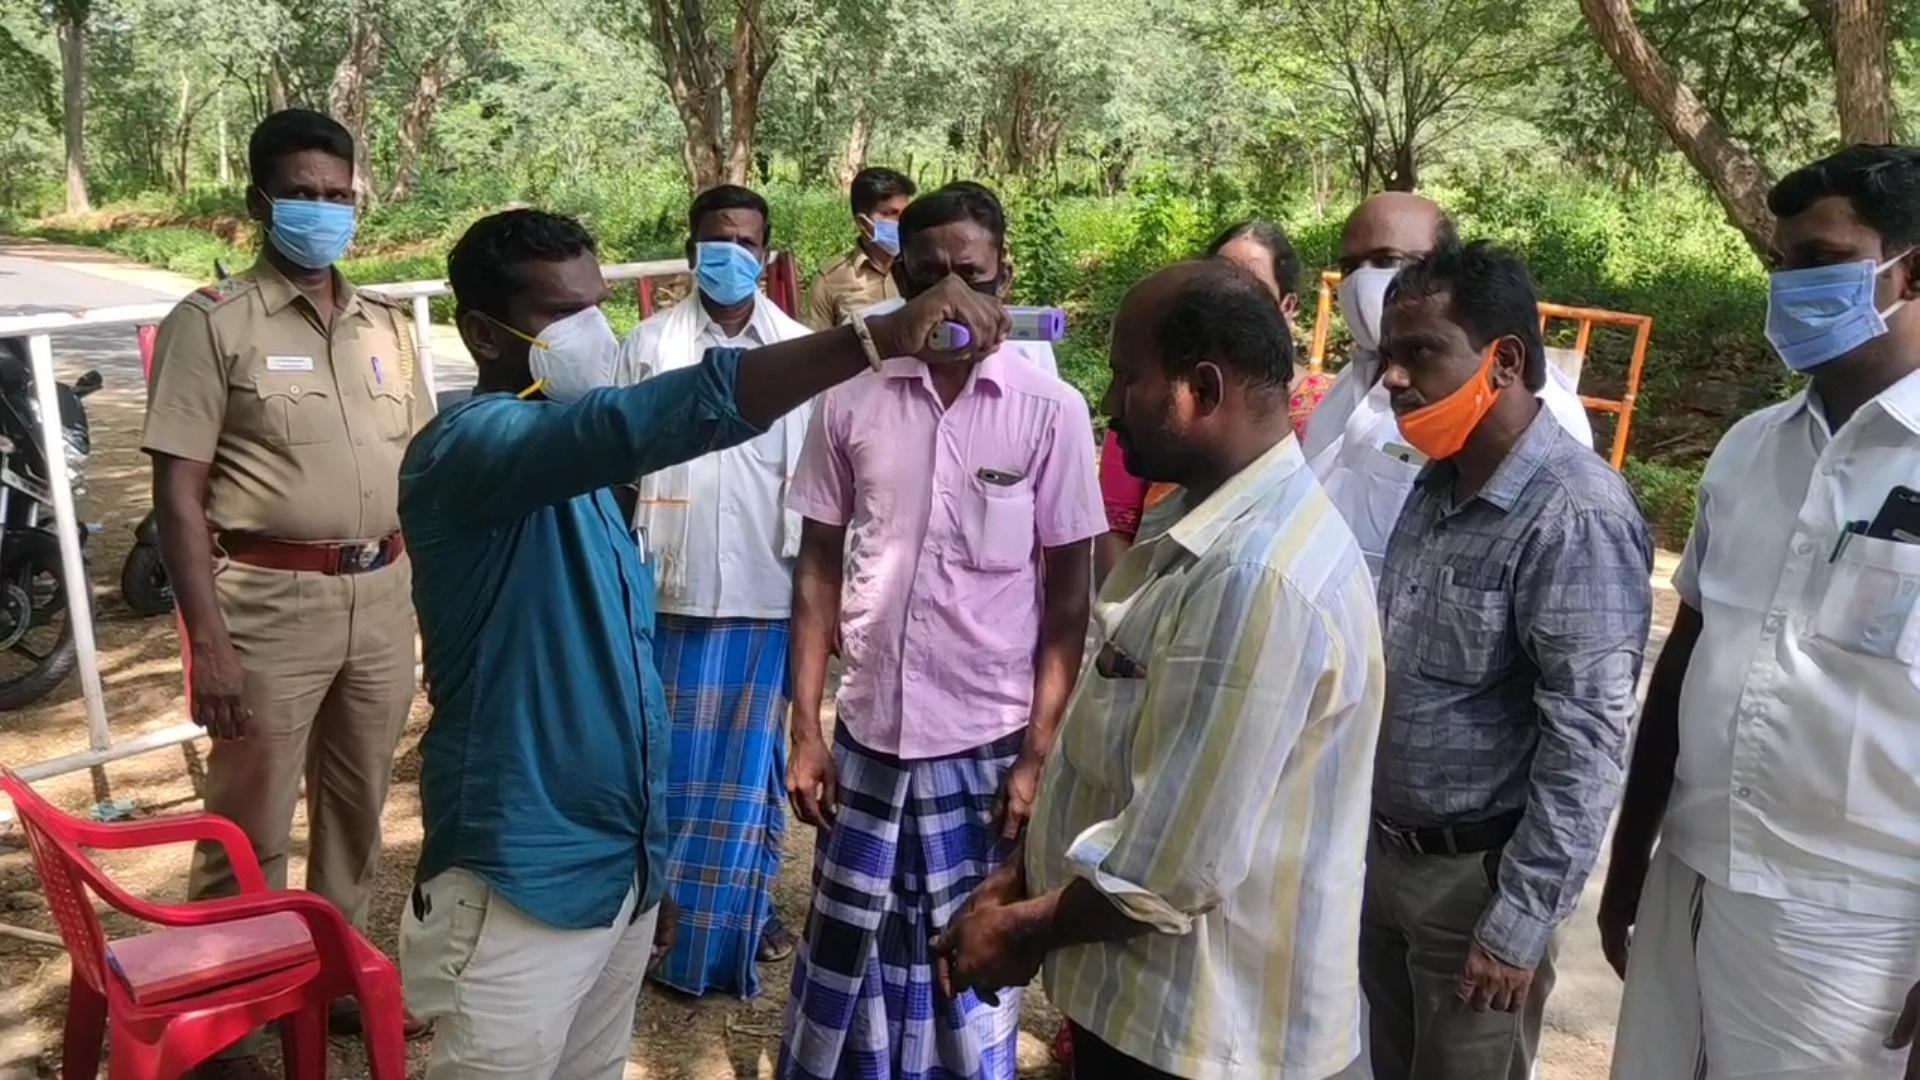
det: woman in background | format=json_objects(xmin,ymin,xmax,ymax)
[{"xmin": 1092, "ymin": 219, "xmax": 1328, "ymax": 586}]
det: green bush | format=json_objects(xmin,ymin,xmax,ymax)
[{"xmin": 1622, "ymin": 457, "xmax": 1703, "ymax": 549}]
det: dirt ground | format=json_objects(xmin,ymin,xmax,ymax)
[{"xmin": 0, "ymin": 243, "xmax": 1673, "ymax": 1079}]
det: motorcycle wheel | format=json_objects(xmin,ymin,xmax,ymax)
[
  {"xmin": 120, "ymin": 541, "xmax": 174, "ymax": 617},
  {"xmin": 0, "ymin": 528, "xmax": 77, "ymax": 710}
]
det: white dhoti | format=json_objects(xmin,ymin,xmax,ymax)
[{"xmin": 1611, "ymin": 848, "xmax": 1918, "ymax": 1079}]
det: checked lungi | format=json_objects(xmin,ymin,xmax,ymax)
[
  {"xmin": 653, "ymin": 613, "xmax": 791, "ymax": 998},
  {"xmin": 778, "ymin": 726, "xmax": 1025, "ymax": 1080}
]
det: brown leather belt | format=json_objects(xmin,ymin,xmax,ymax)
[{"xmin": 222, "ymin": 531, "xmax": 406, "ymax": 575}]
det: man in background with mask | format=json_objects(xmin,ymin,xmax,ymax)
[
  {"xmin": 779, "ymin": 181, "xmax": 1104, "ymax": 1080},
  {"xmin": 1303, "ymin": 192, "xmax": 1592, "ymax": 575},
  {"xmin": 805, "ymin": 166, "xmax": 916, "ymax": 329},
  {"xmin": 398, "ymin": 207, "xmax": 1009, "ymax": 1079},
  {"xmin": 1363, "ymin": 242, "xmax": 1650, "ymax": 1079},
  {"xmin": 1604, "ymin": 145, "xmax": 1920, "ymax": 1079},
  {"xmin": 615, "ymin": 183, "xmax": 813, "ymax": 994},
  {"xmin": 142, "ymin": 108, "xmax": 430, "ymax": 1065}
]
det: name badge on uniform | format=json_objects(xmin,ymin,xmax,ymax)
[{"xmin": 266, "ymin": 355, "xmax": 315, "ymax": 372}]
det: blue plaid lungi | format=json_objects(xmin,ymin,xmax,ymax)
[
  {"xmin": 653, "ymin": 613, "xmax": 790, "ymax": 998},
  {"xmin": 777, "ymin": 726, "xmax": 1025, "ymax": 1080}
]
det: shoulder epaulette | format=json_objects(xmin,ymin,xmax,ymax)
[{"xmin": 178, "ymin": 276, "xmax": 257, "ymax": 313}]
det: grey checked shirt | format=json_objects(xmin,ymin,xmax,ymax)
[{"xmin": 1377, "ymin": 406, "xmax": 1652, "ymax": 967}]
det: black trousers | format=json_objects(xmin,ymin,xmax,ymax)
[{"xmin": 1069, "ymin": 1022, "xmax": 1184, "ymax": 1080}]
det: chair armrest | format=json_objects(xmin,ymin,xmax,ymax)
[{"xmin": 71, "ymin": 812, "xmax": 268, "ymax": 894}]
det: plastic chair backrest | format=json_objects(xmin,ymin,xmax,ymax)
[{"xmin": 1, "ymin": 771, "xmax": 113, "ymax": 994}]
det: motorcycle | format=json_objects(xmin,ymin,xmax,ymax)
[{"xmin": 0, "ymin": 336, "xmax": 102, "ymax": 710}]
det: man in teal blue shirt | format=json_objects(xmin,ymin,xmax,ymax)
[{"xmin": 396, "ymin": 207, "xmax": 1008, "ymax": 1080}]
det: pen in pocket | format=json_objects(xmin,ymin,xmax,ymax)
[{"xmin": 1830, "ymin": 520, "xmax": 1868, "ymax": 563}]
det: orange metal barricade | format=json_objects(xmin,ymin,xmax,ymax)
[{"xmin": 1307, "ymin": 271, "xmax": 1651, "ymax": 469}]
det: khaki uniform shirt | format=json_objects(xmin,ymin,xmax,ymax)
[
  {"xmin": 803, "ymin": 246, "xmax": 898, "ymax": 329},
  {"xmin": 141, "ymin": 258, "xmax": 431, "ymax": 542}
]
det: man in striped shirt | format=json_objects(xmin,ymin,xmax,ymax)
[{"xmin": 936, "ymin": 260, "xmax": 1385, "ymax": 1079}]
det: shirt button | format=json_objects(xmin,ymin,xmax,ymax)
[
  {"xmin": 908, "ymin": 670, "xmax": 922, "ymax": 682},
  {"xmin": 1794, "ymin": 539, "xmax": 1814, "ymax": 557},
  {"xmin": 354, "ymin": 437, "xmax": 365, "ymax": 447},
  {"xmin": 1736, "ymin": 786, "xmax": 1752, "ymax": 799}
]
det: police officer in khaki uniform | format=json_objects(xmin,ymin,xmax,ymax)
[
  {"xmin": 802, "ymin": 166, "xmax": 916, "ymax": 329},
  {"xmin": 142, "ymin": 111, "xmax": 427, "ymax": 1020}
]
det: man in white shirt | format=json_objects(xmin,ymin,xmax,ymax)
[
  {"xmin": 1302, "ymin": 192, "xmax": 1592, "ymax": 575},
  {"xmin": 620, "ymin": 184, "xmax": 815, "ymax": 995},
  {"xmin": 1602, "ymin": 144, "xmax": 1920, "ymax": 1078}
]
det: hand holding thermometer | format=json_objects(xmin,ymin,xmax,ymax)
[{"xmin": 929, "ymin": 306, "xmax": 1068, "ymax": 351}]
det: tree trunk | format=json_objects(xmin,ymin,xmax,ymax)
[
  {"xmin": 721, "ymin": 0, "xmax": 770, "ymax": 186},
  {"xmin": 55, "ymin": 7, "xmax": 90, "ymax": 215},
  {"xmin": 327, "ymin": 6, "xmax": 382, "ymax": 201},
  {"xmin": 267, "ymin": 61, "xmax": 289, "ymax": 112},
  {"xmin": 836, "ymin": 109, "xmax": 871, "ymax": 190},
  {"xmin": 1831, "ymin": 0, "xmax": 1896, "ymax": 144},
  {"xmin": 387, "ymin": 54, "xmax": 450, "ymax": 201},
  {"xmin": 1577, "ymin": 0, "xmax": 1776, "ymax": 258},
  {"xmin": 172, "ymin": 72, "xmax": 194, "ymax": 192},
  {"xmin": 217, "ymin": 86, "xmax": 232, "ymax": 185}
]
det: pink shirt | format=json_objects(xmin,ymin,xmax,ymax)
[{"xmin": 788, "ymin": 347, "xmax": 1104, "ymax": 759}]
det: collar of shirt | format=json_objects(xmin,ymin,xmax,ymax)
[
  {"xmin": 252, "ymin": 256, "xmax": 367, "ymax": 323},
  {"xmin": 879, "ymin": 345, "xmax": 1015, "ymax": 396},
  {"xmin": 1418, "ymin": 403, "xmax": 1558, "ymax": 515},
  {"xmin": 1775, "ymin": 366, "xmax": 1920, "ymax": 445},
  {"xmin": 1159, "ymin": 435, "xmax": 1307, "ymax": 562},
  {"xmin": 694, "ymin": 298, "xmax": 771, "ymax": 347}
]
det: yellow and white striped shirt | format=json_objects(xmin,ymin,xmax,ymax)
[{"xmin": 1027, "ymin": 435, "xmax": 1383, "ymax": 1079}]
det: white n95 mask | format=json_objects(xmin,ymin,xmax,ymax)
[
  {"xmin": 527, "ymin": 307, "xmax": 621, "ymax": 403},
  {"xmin": 1338, "ymin": 266, "xmax": 1400, "ymax": 355}
]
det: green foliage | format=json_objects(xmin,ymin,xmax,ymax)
[{"xmin": 1622, "ymin": 458, "xmax": 1704, "ymax": 549}]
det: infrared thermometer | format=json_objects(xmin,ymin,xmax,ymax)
[{"xmin": 929, "ymin": 306, "xmax": 1067, "ymax": 351}]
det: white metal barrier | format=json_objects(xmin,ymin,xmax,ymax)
[{"xmin": 0, "ymin": 258, "xmax": 693, "ymax": 784}]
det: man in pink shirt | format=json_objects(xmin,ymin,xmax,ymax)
[{"xmin": 779, "ymin": 182, "xmax": 1104, "ymax": 1080}]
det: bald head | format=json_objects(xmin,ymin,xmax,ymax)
[
  {"xmin": 1340, "ymin": 192, "xmax": 1456, "ymax": 273},
  {"xmin": 1102, "ymin": 260, "xmax": 1296, "ymax": 486}
]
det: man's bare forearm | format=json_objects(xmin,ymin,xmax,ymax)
[
  {"xmin": 1609, "ymin": 602, "xmax": 1704, "ymax": 873},
  {"xmin": 1024, "ymin": 542, "xmax": 1092, "ymax": 759},
  {"xmin": 1010, "ymin": 879, "xmax": 1155, "ymax": 956},
  {"xmin": 789, "ymin": 520, "xmax": 845, "ymax": 748},
  {"xmin": 152, "ymin": 454, "xmax": 227, "ymax": 650}
]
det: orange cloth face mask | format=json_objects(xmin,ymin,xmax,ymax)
[{"xmin": 1395, "ymin": 343, "xmax": 1502, "ymax": 461}]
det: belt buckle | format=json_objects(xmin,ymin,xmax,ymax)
[{"xmin": 338, "ymin": 540, "xmax": 381, "ymax": 574}]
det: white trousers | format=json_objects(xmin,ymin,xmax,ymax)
[
  {"xmin": 400, "ymin": 867, "xmax": 659, "ymax": 1080},
  {"xmin": 1611, "ymin": 848, "xmax": 1917, "ymax": 1079}
]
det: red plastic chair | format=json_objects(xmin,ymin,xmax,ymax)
[{"xmin": 1, "ymin": 768, "xmax": 407, "ymax": 1080}]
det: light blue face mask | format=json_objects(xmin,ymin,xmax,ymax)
[
  {"xmin": 695, "ymin": 241, "xmax": 762, "ymax": 306},
  {"xmin": 868, "ymin": 217, "xmax": 902, "ymax": 256},
  {"xmin": 265, "ymin": 196, "xmax": 357, "ymax": 270},
  {"xmin": 1766, "ymin": 252, "xmax": 1911, "ymax": 372}
]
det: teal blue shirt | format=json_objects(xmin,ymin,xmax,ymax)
[{"xmin": 400, "ymin": 349, "xmax": 760, "ymax": 929}]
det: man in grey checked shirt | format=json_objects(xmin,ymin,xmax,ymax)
[{"xmin": 1361, "ymin": 241, "xmax": 1652, "ymax": 1080}]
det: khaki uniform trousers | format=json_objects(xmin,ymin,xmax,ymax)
[{"xmin": 187, "ymin": 556, "xmax": 416, "ymax": 926}]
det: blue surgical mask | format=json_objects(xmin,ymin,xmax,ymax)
[
  {"xmin": 869, "ymin": 217, "xmax": 901, "ymax": 256},
  {"xmin": 265, "ymin": 196, "xmax": 357, "ymax": 270},
  {"xmin": 1766, "ymin": 252, "xmax": 1911, "ymax": 372},
  {"xmin": 695, "ymin": 241, "xmax": 762, "ymax": 306}
]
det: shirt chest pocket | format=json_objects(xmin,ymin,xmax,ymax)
[
  {"xmin": 963, "ymin": 474, "xmax": 1035, "ymax": 572},
  {"xmin": 1414, "ymin": 576, "xmax": 1514, "ymax": 685},
  {"xmin": 1811, "ymin": 535, "xmax": 1920, "ymax": 665},
  {"xmin": 1059, "ymin": 671, "xmax": 1146, "ymax": 788},
  {"xmin": 364, "ymin": 370, "xmax": 412, "ymax": 442},
  {"xmin": 244, "ymin": 372, "xmax": 338, "ymax": 448}
]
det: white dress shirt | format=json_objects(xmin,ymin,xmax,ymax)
[
  {"xmin": 1666, "ymin": 369, "xmax": 1920, "ymax": 920},
  {"xmin": 1302, "ymin": 352, "xmax": 1594, "ymax": 575},
  {"xmin": 621, "ymin": 296, "xmax": 812, "ymax": 619}
]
